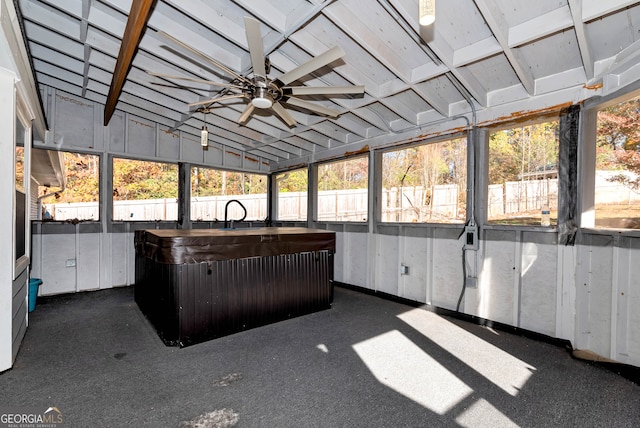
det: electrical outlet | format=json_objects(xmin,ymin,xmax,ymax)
[
  {"xmin": 65, "ymin": 259, "xmax": 76, "ymax": 267},
  {"xmin": 400, "ymin": 264, "xmax": 409, "ymax": 275},
  {"xmin": 464, "ymin": 225, "xmax": 478, "ymax": 250}
]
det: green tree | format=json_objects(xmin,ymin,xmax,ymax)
[
  {"xmin": 57, "ymin": 153, "xmax": 100, "ymax": 203},
  {"xmin": 318, "ymin": 157, "xmax": 368, "ymax": 191},
  {"xmin": 276, "ymin": 169, "xmax": 308, "ymax": 192},
  {"xmin": 597, "ymin": 96, "xmax": 640, "ymax": 192},
  {"xmin": 597, "ymin": 97, "xmax": 640, "ymax": 151},
  {"xmin": 113, "ymin": 158, "xmax": 178, "ymax": 200},
  {"xmin": 489, "ymin": 122, "xmax": 559, "ymax": 184},
  {"xmin": 192, "ymin": 168, "xmax": 267, "ymax": 196}
]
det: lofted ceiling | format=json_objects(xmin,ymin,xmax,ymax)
[{"xmin": 15, "ymin": 0, "xmax": 640, "ymax": 166}]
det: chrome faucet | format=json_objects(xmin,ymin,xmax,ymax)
[{"xmin": 224, "ymin": 199, "xmax": 247, "ymax": 229}]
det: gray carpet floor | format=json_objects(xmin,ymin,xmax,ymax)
[{"xmin": 2, "ymin": 285, "xmax": 639, "ymax": 427}]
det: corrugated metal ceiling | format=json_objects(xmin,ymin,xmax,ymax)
[{"xmin": 16, "ymin": 0, "xmax": 640, "ymax": 166}]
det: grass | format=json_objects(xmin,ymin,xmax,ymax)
[{"xmin": 488, "ymin": 204, "xmax": 640, "ymax": 229}]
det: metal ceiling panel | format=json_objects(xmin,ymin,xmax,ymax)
[
  {"xmin": 585, "ymin": 6, "xmax": 640, "ymax": 61},
  {"xmin": 515, "ymin": 31, "xmax": 583, "ymax": 82}
]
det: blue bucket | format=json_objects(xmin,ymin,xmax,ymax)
[{"xmin": 29, "ymin": 278, "xmax": 42, "ymax": 312}]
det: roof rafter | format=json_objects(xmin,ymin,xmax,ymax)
[
  {"xmin": 104, "ymin": 0, "xmax": 157, "ymax": 126},
  {"xmin": 473, "ymin": 0, "xmax": 535, "ymax": 95}
]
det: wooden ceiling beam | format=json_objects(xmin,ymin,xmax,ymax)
[{"xmin": 103, "ymin": 0, "xmax": 156, "ymax": 126}]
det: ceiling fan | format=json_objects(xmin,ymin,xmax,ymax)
[{"xmin": 148, "ymin": 17, "xmax": 365, "ymax": 127}]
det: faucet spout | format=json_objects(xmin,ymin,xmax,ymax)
[{"xmin": 224, "ymin": 199, "xmax": 247, "ymax": 229}]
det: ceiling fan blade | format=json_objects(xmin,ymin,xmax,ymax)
[
  {"xmin": 188, "ymin": 94, "xmax": 247, "ymax": 108},
  {"xmin": 158, "ymin": 30, "xmax": 252, "ymax": 85},
  {"xmin": 277, "ymin": 46, "xmax": 345, "ymax": 86},
  {"xmin": 285, "ymin": 97, "xmax": 340, "ymax": 117},
  {"xmin": 244, "ymin": 17, "xmax": 266, "ymax": 77},
  {"xmin": 147, "ymin": 71, "xmax": 244, "ymax": 89},
  {"xmin": 238, "ymin": 104, "xmax": 255, "ymax": 124},
  {"xmin": 284, "ymin": 85, "xmax": 365, "ymax": 96},
  {"xmin": 271, "ymin": 102, "xmax": 297, "ymax": 127}
]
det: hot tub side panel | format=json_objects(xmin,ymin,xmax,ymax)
[
  {"xmin": 134, "ymin": 252, "xmax": 181, "ymax": 345},
  {"xmin": 176, "ymin": 251, "xmax": 334, "ymax": 347}
]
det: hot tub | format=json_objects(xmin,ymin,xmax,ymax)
[{"xmin": 134, "ymin": 227, "xmax": 335, "ymax": 347}]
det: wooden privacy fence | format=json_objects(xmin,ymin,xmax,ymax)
[
  {"xmin": 45, "ymin": 195, "xmax": 268, "ymax": 222},
  {"xmin": 42, "ymin": 175, "xmax": 640, "ymax": 222},
  {"xmin": 45, "ymin": 185, "xmax": 464, "ymax": 222},
  {"xmin": 488, "ymin": 179, "xmax": 558, "ymax": 218}
]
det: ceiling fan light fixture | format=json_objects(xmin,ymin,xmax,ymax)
[
  {"xmin": 419, "ymin": 0, "xmax": 435, "ymax": 26},
  {"xmin": 252, "ymin": 86, "xmax": 273, "ymax": 109},
  {"xmin": 251, "ymin": 97, "xmax": 273, "ymax": 109}
]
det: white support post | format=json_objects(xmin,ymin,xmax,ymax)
[{"xmin": 0, "ymin": 69, "xmax": 17, "ymax": 371}]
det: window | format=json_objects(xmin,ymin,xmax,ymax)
[
  {"xmin": 594, "ymin": 96, "xmax": 640, "ymax": 229},
  {"xmin": 15, "ymin": 147, "xmax": 25, "ymax": 193},
  {"xmin": 40, "ymin": 152, "xmax": 100, "ymax": 221},
  {"xmin": 113, "ymin": 158, "xmax": 178, "ymax": 221},
  {"xmin": 275, "ymin": 168, "xmax": 308, "ymax": 221},
  {"xmin": 190, "ymin": 166, "xmax": 267, "ymax": 222},
  {"xmin": 15, "ymin": 118, "xmax": 26, "ymax": 264},
  {"xmin": 381, "ymin": 138, "xmax": 467, "ymax": 223},
  {"xmin": 488, "ymin": 120, "xmax": 559, "ymax": 226},
  {"xmin": 317, "ymin": 157, "xmax": 368, "ymax": 222}
]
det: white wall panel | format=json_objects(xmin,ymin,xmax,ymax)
[
  {"xmin": 126, "ymin": 232, "xmax": 136, "ymax": 286},
  {"xmin": 586, "ymin": 238, "xmax": 614, "ymax": 359},
  {"xmin": 624, "ymin": 239, "xmax": 640, "ymax": 366},
  {"xmin": 574, "ymin": 233, "xmax": 640, "ymax": 366},
  {"xmin": 519, "ymin": 241, "xmax": 557, "ymax": 335},
  {"xmin": 158, "ymin": 126, "xmax": 180, "ymax": 160},
  {"xmin": 127, "ymin": 116, "xmax": 156, "ymax": 157},
  {"xmin": 479, "ymin": 230, "xmax": 516, "ymax": 324},
  {"xmin": 77, "ymin": 233, "xmax": 101, "ymax": 292},
  {"xmin": 431, "ymin": 232, "xmax": 465, "ymax": 311},
  {"xmin": 110, "ymin": 231, "xmax": 129, "ymax": 287},
  {"xmin": 333, "ymin": 231, "xmax": 345, "ymax": 282},
  {"xmin": 108, "ymin": 111, "xmax": 126, "ymax": 153},
  {"xmin": 39, "ymin": 233, "xmax": 76, "ymax": 295},
  {"xmin": 343, "ymin": 231, "xmax": 370, "ymax": 288},
  {"xmin": 203, "ymin": 145, "xmax": 224, "ymax": 165},
  {"xmin": 401, "ymin": 236, "xmax": 428, "ymax": 302},
  {"xmin": 30, "ymin": 232, "xmax": 42, "ymax": 279},
  {"xmin": 52, "ymin": 92, "xmax": 95, "ymax": 148},
  {"xmin": 375, "ymin": 234, "xmax": 399, "ymax": 295},
  {"xmin": 181, "ymin": 134, "xmax": 203, "ymax": 163},
  {"xmin": 224, "ymin": 149, "xmax": 244, "ymax": 169}
]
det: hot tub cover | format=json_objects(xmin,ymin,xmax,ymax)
[{"xmin": 135, "ymin": 227, "xmax": 336, "ymax": 264}]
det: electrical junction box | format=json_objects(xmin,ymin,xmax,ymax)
[
  {"xmin": 400, "ymin": 264, "xmax": 409, "ymax": 276},
  {"xmin": 464, "ymin": 225, "xmax": 478, "ymax": 250}
]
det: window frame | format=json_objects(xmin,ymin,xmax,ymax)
[
  {"xmin": 274, "ymin": 167, "xmax": 308, "ymax": 222},
  {"xmin": 581, "ymin": 87, "xmax": 640, "ymax": 232},
  {"xmin": 39, "ymin": 150, "xmax": 102, "ymax": 222},
  {"xmin": 189, "ymin": 164, "xmax": 268, "ymax": 223},
  {"xmin": 377, "ymin": 135, "xmax": 469, "ymax": 225},
  {"xmin": 112, "ymin": 156, "xmax": 179, "ymax": 222},
  {"xmin": 485, "ymin": 115, "xmax": 561, "ymax": 228},
  {"xmin": 14, "ymin": 108, "xmax": 30, "ymax": 277},
  {"xmin": 314, "ymin": 154, "xmax": 370, "ymax": 223}
]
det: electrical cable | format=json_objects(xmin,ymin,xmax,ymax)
[{"xmin": 457, "ymin": 247, "xmax": 468, "ymax": 312}]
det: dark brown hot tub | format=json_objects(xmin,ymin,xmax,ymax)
[{"xmin": 134, "ymin": 227, "xmax": 335, "ymax": 347}]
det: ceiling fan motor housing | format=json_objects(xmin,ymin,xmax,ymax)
[{"xmin": 250, "ymin": 75, "xmax": 283, "ymax": 109}]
